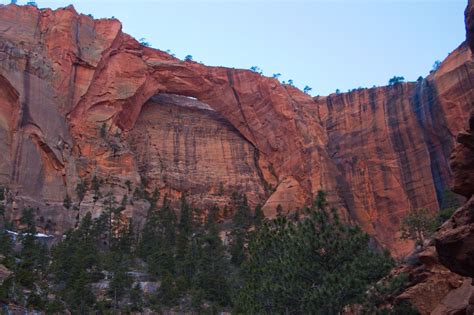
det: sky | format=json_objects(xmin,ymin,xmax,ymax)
[{"xmin": 3, "ymin": 0, "xmax": 467, "ymax": 95}]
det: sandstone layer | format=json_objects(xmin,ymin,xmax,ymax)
[{"xmin": 0, "ymin": 3, "xmax": 472, "ymax": 255}]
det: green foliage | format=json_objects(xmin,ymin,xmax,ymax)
[
  {"xmin": 193, "ymin": 218, "xmax": 231, "ymax": 307},
  {"xmin": 361, "ymin": 273, "xmax": 411, "ymax": 312},
  {"xmin": 431, "ymin": 60, "xmax": 442, "ymax": 73},
  {"xmin": 388, "ymin": 76, "xmax": 405, "ymax": 85},
  {"xmin": 139, "ymin": 195, "xmax": 177, "ymax": 277},
  {"xmin": 400, "ymin": 208, "xmax": 437, "ymax": 246},
  {"xmin": 391, "ymin": 300, "xmax": 419, "ymax": 315},
  {"xmin": 230, "ymin": 192, "xmax": 251, "ymax": 266},
  {"xmin": 234, "ymin": 191, "xmax": 394, "ymax": 314},
  {"xmin": 437, "ymin": 189, "xmax": 462, "ymax": 225},
  {"xmin": 45, "ymin": 299, "xmax": 66, "ymax": 313},
  {"xmin": 63, "ymin": 194, "xmax": 72, "ymax": 209},
  {"xmin": 254, "ymin": 203, "xmax": 265, "ymax": 227},
  {"xmin": 139, "ymin": 38, "xmax": 151, "ymax": 47},
  {"xmin": 50, "ymin": 212, "xmax": 99, "ymax": 312},
  {"xmin": 108, "ymin": 264, "xmax": 132, "ymax": 302},
  {"xmin": 91, "ymin": 175, "xmax": 102, "ymax": 202},
  {"xmin": 75, "ymin": 179, "xmax": 87, "ymax": 203},
  {"xmin": 303, "ymin": 85, "xmax": 312, "ymax": 94},
  {"xmin": 99, "ymin": 123, "xmax": 107, "ymax": 138},
  {"xmin": 184, "ymin": 55, "xmax": 193, "ymax": 61},
  {"xmin": 250, "ymin": 66, "xmax": 262, "ymax": 74},
  {"xmin": 125, "ymin": 179, "xmax": 132, "ymax": 192},
  {"xmin": 231, "ymin": 192, "xmax": 251, "ymax": 230},
  {"xmin": 276, "ymin": 204, "xmax": 284, "ymax": 218},
  {"xmin": 1, "ymin": 191, "xmax": 400, "ymax": 314},
  {"xmin": 16, "ymin": 208, "xmax": 48, "ymax": 289},
  {"xmin": 130, "ymin": 284, "xmax": 144, "ymax": 312}
]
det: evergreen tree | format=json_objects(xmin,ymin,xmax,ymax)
[
  {"xmin": 130, "ymin": 283, "xmax": 144, "ymax": 312},
  {"xmin": 400, "ymin": 208, "xmax": 437, "ymax": 246},
  {"xmin": 16, "ymin": 208, "xmax": 48, "ymax": 289},
  {"xmin": 63, "ymin": 194, "xmax": 72, "ymax": 209},
  {"xmin": 158, "ymin": 272, "xmax": 178, "ymax": 306},
  {"xmin": 176, "ymin": 194, "xmax": 194, "ymax": 287},
  {"xmin": 230, "ymin": 192, "xmax": 251, "ymax": 266},
  {"xmin": 194, "ymin": 215, "xmax": 231, "ymax": 307},
  {"xmin": 51, "ymin": 212, "xmax": 99, "ymax": 312},
  {"xmin": 234, "ymin": 191, "xmax": 394, "ymax": 314},
  {"xmin": 108, "ymin": 264, "xmax": 132, "ymax": 308},
  {"xmin": 75, "ymin": 179, "xmax": 87, "ymax": 204},
  {"xmin": 139, "ymin": 195, "xmax": 177, "ymax": 277},
  {"xmin": 254, "ymin": 203, "xmax": 265, "ymax": 227},
  {"xmin": 91, "ymin": 175, "xmax": 102, "ymax": 203},
  {"xmin": 437, "ymin": 189, "xmax": 462, "ymax": 224},
  {"xmin": 231, "ymin": 192, "xmax": 251, "ymax": 229},
  {"xmin": 276, "ymin": 204, "xmax": 284, "ymax": 218}
]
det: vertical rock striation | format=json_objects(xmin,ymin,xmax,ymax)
[{"xmin": 0, "ymin": 2, "xmax": 471, "ymax": 255}]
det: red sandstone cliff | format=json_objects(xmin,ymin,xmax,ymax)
[{"xmin": 0, "ymin": 2, "xmax": 472, "ymax": 256}]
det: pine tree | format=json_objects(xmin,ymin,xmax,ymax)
[
  {"xmin": 234, "ymin": 191, "xmax": 394, "ymax": 314},
  {"xmin": 231, "ymin": 192, "xmax": 251, "ymax": 229},
  {"xmin": 63, "ymin": 194, "xmax": 72, "ymax": 209},
  {"xmin": 51, "ymin": 212, "xmax": 99, "ymax": 312},
  {"xmin": 176, "ymin": 194, "xmax": 194, "ymax": 287},
  {"xmin": 130, "ymin": 283, "xmax": 144, "ymax": 312},
  {"xmin": 230, "ymin": 192, "xmax": 251, "ymax": 266},
  {"xmin": 400, "ymin": 208, "xmax": 437, "ymax": 246},
  {"xmin": 158, "ymin": 272, "xmax": 178, "ymax": 306},
  {"xmin": 276, "ymin": 204, "xmax": 284, "ymax": 218},
  {"xmin": 437, "ymin": 189, "xmax": 462, "ymax": 224},
  {"xmin": 75, "ymin": 179, "xmax": 87, "ymax": 204},
  {"xmin": 139, "ymin": 195, "xmax": 177, "ymax": 277},
  {"xmin": 193, "ymin": 213, "xmax": 231, "ymax": 308},
  {"xmin": 91, "ymin": 175, "xmax": 102, "ymax": 203},
  {"xmin": 16, "ymin": 208, "xmax": 48, "ymax": 289},
  {"xmin": 254, "ymin": 203, "xmax": 265, "ymax": 227},
  {"xmin": 108, "ymin": 264, "xmax": 132, "ymax": 307}
]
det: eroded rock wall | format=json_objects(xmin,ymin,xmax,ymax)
[
  {"xmin": 0, "ymin": 3, "xmax": 471, "ymax": 255},
  {"xmin": 313, "ymin": 43, "xmax": 474, "ymax": 253}
]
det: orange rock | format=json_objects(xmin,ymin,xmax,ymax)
[{"xmin": 0, "ymin": 2, "xmax": 472, "ymax": 258}]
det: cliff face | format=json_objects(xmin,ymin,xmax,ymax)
[
  {"xmin": 0, "ymin": 3, "xmax": 472, "ymax": 255},
  {"xmin": 314, "ymin": 42, "xmax": 474, "ymax": 253},
  {"xmin": 435, "ymin": 110, "xmax": 474, "ymax": 278},
  {"xmin": 126, "ymin": 93, "xmax": 268, "ymax": 208}
]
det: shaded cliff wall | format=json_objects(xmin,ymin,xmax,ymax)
[
  {"xmin": 313, "ymin": 43, "xmax": 473, "ymax": 252},
  {"xmin": 127, "ymin": 93, "xmax": 269, "ymax": 208}
]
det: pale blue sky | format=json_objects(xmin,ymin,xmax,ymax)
[{"xmin": 3, "ymin": 0, "xmax": 467, "ymax": 95}]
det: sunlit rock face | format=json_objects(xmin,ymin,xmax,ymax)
[{"xmin": 0, "ymin": 3, "xmax": 472, "ymax": 256}]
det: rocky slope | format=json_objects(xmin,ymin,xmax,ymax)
[{"xmin": 0, "ymin": 2, "xmax": 472, "ymax": 255}]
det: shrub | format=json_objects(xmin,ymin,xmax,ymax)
[
  {"xmin": 139, "ymin": 38, "xmax": 151, "ymax": 47},
  {"xmin": 388, "ymin": 76, "xmax": 405, "ymax": 86},
  {"xmin": 250, "ymin": 66, "xmax": 262, "ymax": 74},
  {"xmin": 400, "ymin": 208, "xmax": 437, "ymax": 246}
]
